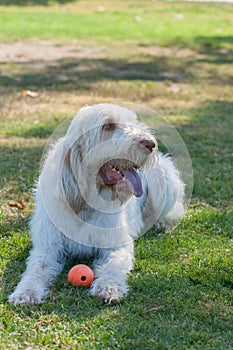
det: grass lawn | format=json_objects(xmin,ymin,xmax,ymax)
[{"xmin": 0, "ymin": 1, "xmax": 233, "ymax": 349}]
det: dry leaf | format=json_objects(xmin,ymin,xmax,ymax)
[
  {"xmin": 8, "ymin": 200, "xmax": 26, "ymax": 210},
  {"xmin": 22, "ymin": 90, "xmax": 39, "ymax": 98}
]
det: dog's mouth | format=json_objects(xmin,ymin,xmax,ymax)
[{"xmin": 99, "ymin": 160, "xmax": 143, "ymax": 198}]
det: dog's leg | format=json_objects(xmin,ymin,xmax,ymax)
[
  {"xmin": 90, "ymin": 244, "xmax": 134, "ymax": 304},
  {"xmin": 8, "ymin": 205, "xmax": 65, "ymax": 305},
  {"xmin": 8, "ymin": 248, "xmax": 64, "ymax": 305}
]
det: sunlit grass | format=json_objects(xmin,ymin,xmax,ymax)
[{"xmin": 0, "ymin": 1, "xmax": 232, "ymax": 50}]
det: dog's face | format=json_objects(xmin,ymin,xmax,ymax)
[
  {"xmin": 98, "ymin": 118, "xmax": 157, "ymax": 202},
  {"xmin": 63, "ymin": 104, "xmax": 157, "ymax": 208}
]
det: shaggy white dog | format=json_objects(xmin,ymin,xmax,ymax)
[{"xmin": 9, "ymin": 103, "xmax": 184, "ymax": 305}]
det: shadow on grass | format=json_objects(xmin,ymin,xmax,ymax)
[
  {"xmin": 0, "ymin": 46, "xmax": 232, "ymax": 93},
  {"xmin": 166, "ymin": 35, "xmax": 233, "ymax": 55},
  {"xmin": 194, "ymin": 35, "xmax": 233, "ymax": 53},
  {"xmin": 0, "ymin": 144, "xmax": 44, "ymax": 197},
  {"xmin": 0, "ymin": 56, "xmax": 194, "ymax": 92},
  {"xmin": 175, "ymin": 100, "xmax": 233, "ymax": 207}
]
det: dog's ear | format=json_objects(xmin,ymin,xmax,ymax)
[
  {"xmin": 61, "ymin": 144, "xmax": 85, "ymax": 214},
  {"xmin": 64, "ymin": 148, "xmax": 72, "ymax": 172}
]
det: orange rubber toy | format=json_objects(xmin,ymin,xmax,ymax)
[{"xmin": 68, "ymin": 264, "xmax": 94, "ymax": 287}]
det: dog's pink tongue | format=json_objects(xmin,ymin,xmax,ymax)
[
  {"xmin": 100, "ymin": 166, "xmax": 143, "ymax": 198},
  {"xmin": 122, "ymin": 169, "xmax": 143, "ymax": 197}
]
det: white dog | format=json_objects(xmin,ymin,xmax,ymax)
[{"xmin": 9, "ymin": 103, "xmax": 184, "ymax": 305}]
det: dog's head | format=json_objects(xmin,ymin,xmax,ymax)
[{"xmin": 62, "ymin": 104, "xmax": 157, "ymax": 210}]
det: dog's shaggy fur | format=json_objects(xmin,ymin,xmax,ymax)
[{"xmin": 9, "ymin": 103, "xmax": 184, "ymax": 305}]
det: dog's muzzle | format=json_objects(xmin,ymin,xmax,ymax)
[{"xmin": 98, "ymin": 138, "xmax": 155, "ymax": 198}]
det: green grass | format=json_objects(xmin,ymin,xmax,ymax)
[
  {"xmin": 0, "ymin": 1, "xmax": 233, "ymax": 349},
  {"xmin": 0, "ymin": 1, "xmax": 232, "ymax": 50}
]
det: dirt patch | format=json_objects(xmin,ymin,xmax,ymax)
[
  {"xmin": 0, "ymin": 40, "xmax": 105, "ymax": 63},
  {"xmin": 0, "ymin": 40, "xmax": 200, "ymax": 64}
]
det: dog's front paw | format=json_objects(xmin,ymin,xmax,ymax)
[
  {"xmin": 90, "ymin": 276, "xmax": 128, "ymax": 304},
  {"xmin": 9, "ymin": 288, "xmax": 44, "ymax": 305}
]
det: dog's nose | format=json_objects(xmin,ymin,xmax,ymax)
[{"xmin": 138, "ymin": 139, "xmax": 156, "ymax": 153}]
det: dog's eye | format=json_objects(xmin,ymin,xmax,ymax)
[{"xmin": 102, "ymin": 123, "xmax": 116, "ymax": 131}]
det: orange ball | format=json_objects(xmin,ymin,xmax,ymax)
[{"xmin": 68, "ymin": 264, "xmax": 94, "ymax": 287}]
